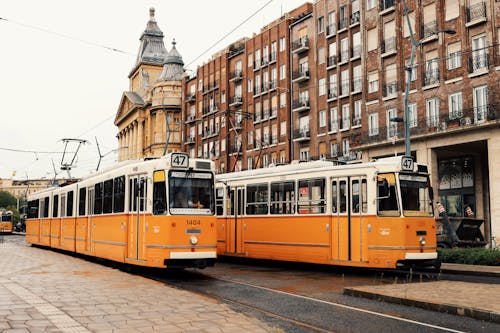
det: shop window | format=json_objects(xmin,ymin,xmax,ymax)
[{"xmin": 438, "ymin": 157, "xmax": 475, "ymax": 217}]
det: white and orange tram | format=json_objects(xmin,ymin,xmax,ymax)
[
  {"xmin": 25, "ymin": 153, "xmax": 217, "ymax": 268},
  {"xmin": 0, "ymin": 209, "xmax": 14, "ymax": 234},
  {"xmin": 215, "ymin": 156, "xmax": 439, "ymax": 269}
]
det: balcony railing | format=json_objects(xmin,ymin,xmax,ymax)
[
  {"xmin": 185, "ymin": 115, "xmax": 197, "ymax": 124},
  {"xmin": 328, "ymin": 88, "xmax": 338, "ymax": 101},
  {"xmin": 381, "ymin": 37, "xmax": 396, "ymax": 55},
  {"xmin": 326, "ymin": 24, "xmax": 336, "ymax": 37},
  {"xmin": 420, "ymin": 21, "xmax": 438, "ymax": 40},
  {"xmin": 292, "ymin": 69, "xmax": 310, "ymax": 82},
  {"xmin": 338, "ymin": 18, "xmax": 348, "ymax": 31},
  {"xmin": 229, "ymin": 95, "xmax": 243, "ymax": 107},
  {"xmin": 423, "ymin": 69, "xmax": 440, "ymax": 86},
  {"xmin": 292, "ymin": 98, "xmax": 310, "ymax": 112},
  {"xmin": 185, "ymin": 93, "xmax": 196, "ymax": 102},
  {"xmin": 329, "ymin": 120, "xmax": 338, "ymax": 132},
  {"xmin": 352, "ymin": 77, "xmax": 362, "ymax": 93},
  {"xmin": 468, "ymin": 54, "xmax": 489, "ymax": 73},
  {"xmin": 293, "ymin": 128, "xmax": 310, "ymax": 141},
  {"xmin": 184, "ymin": 136, "xmax": 195, "ymax": 145},
  {"xmin": 202, "ymin": 104, "xmax": 219, "ymax": 115},
  {"xmin": 340, "ymin": 50, "xmax": 349, "ymax": 63},
  {"xmin": 350, "ymin": 11, "xmax": 360, "ymax": 26},
  {"xmin": 467, "ymin": 1, "xmax": 486, "ymax": 25},
  {"xmin": 229, "ymin": 70, "xmax": 243, "ymax": 82},
  {"xmin": 351, "ymin": 45, "xmax": 361, "ymax": 59},
  {"xmin": 327, "ymin": 55, "xmax": 337, "ymax": 68},
  {"xmin": 380, "ymin": 0, "xmax": 395, "ymax": 12},
  {"xmin": 382, "ymin": 81, "xmax": 398, "ymax": 97},
  {"xmin": 291, "ymin": 36, "xmax": 309, "ymax": 53}
]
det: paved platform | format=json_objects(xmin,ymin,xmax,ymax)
[
  {"xmin": 345, "ymin": 263, "xmax": 500, "ymax": 323},
  {"xmin": 0, "ymin": 242, "xmax": 276, "ymax": 333}
]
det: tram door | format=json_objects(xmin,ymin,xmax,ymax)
[
  {"xmin": 86, "ymin": 188, "xmax": 94, "ymax": 253},
  {"xmin": 332, "ymin": 176, "xmax": 365, "ymax": 262},
  {"xmin": 227, "ymin": 186, "xmax": 245, "ymax": 254},
  {"xmin": 127, "ymin": 175, "xmax": 147, "ymax": 261}
]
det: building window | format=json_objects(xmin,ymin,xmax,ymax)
[
  {"xmin": 248, "ymin": 79, "xmax": 253, "ymax": 93},
  {"xmin": 318, "ymin": 78, "xmax": 326, "ymax": 96},
  {"xmin": 368, "ymin": 71, "xmax": 378, "ymax": 93},
  {"xmin": 471, "ymin": 34, "xmax": 487, "ymax": 72},
  {"xmin": 329, "ymin": 107, "xmax": 338, "ymax": 132},
  {"xmin": 426, "ymin": 97, "xmax": 440, "ymax": 128},
  {"xmin": 368, "ymin": 113, "xmax": 379, "ymax": 136},
  {"xmin": 438, "ymin": 157, "xmax": 475, "ymax": 218},
  {"xmin": 366, "ymin": 0, "xmax": 376, "ymax": 11},
  {"xmin": 300, "ymin": 148, "xmax": 310, "ymax": 161},
  {"xmin": 473, "ymin": 85, "xmax": 488, "ymax": 123},
  {"xmin": 387, "ymin": 108, "xmax": 398, "ymax": 138},
  {"xmin": 280, "ymin": 92, "xmax": 286, "ymax": 108},
  {"xmin": 318, "ymin": 16, "xmax": 324, "ymax": 34},
  {"xmin": 409, "ymin": 103, "xmax": 417, "ymax": 128},
  {"xmin": 280, "ymin": 64, "xmax": 286, "ymax": 80},
  {"xmin": 449, "ymin": 92, "xmax": 463, "ymax": 119},
  {"xmin": 279, "ymin": 36, "xmax": 286, "ymax": 52},
  {"xmin": 319, "ymin": 110, "xmax": 326, "ymax": 128},
  {"xmin": 341, "ymin": 104, "xmax": 350, "ymax": 130},
  {"xmin": 448, "ymin": 42, "xmax": 462, "ymax": 70},
  {"xmin": 247, "ymin": 157, "xmax": 253, "ymax": 170},
  {"xmin": 342, "ymin": 139, "xmax": 350, "ymax": 157},
  {"xmin": 353, "ymin": 100, "xmax": 362, "ymax": 127},
  {"xmin": 330, "ymin": 142, "xmax": 338, "ymax": 157},
  {"xmin": 280, "ymin": 121, "xmax": 286, "ymax": 137}
]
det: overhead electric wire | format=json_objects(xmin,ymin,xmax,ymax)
[
  {"xmin": 185, "ymin": 0, "xmax": 275, "ymax": 68},
  {"xmin": 0, "ymin": 17, "xmax": 134, "ymax": 56}
]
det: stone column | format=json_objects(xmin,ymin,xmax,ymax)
[
  {"xmin": 487, "ymin": 135, "xmax": 500, "ymax": 247},
  {"xmin": 137, "ymin": 119, "xmax": 144, "ymax": 159}
]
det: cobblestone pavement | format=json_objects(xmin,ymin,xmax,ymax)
[{"xmin": 0, "ymin": 242, "xmax": 278, "ymax": 333}]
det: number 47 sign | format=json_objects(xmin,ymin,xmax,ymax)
[
  {"xmin": 401, "ymin": 156, "xmax": 414, "ymax": 171},
  {"xmin": 171, "ymin": 153, "xmax": 189, "ymax": 168}
]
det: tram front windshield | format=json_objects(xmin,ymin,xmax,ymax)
[
  {"xmin": 168, "ymin": 171, "xmax": 214, "ymax": 215},
  {"xmin": 399, "ymin": 174, "xmax": 433, "ymax": 217},
  {"xmin": 1, "ymin": 214, "xmax": 12, "ymax": 222}
]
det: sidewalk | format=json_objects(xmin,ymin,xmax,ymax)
[
  {"xmin": 344, "ymin": 263, "xmax": 500, "ymax": 323},
  {"xmin": 0, "ymin": 242, "xmax": 276, "ymax": 333}
]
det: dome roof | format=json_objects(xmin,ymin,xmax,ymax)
[{"xmin": 158, "ymin": 39, "xmax": 185, "ymax": 81}]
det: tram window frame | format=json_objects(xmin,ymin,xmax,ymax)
[
  {"xmin": 339, "ymin": 180, "xmax": 347, "ymax": 213},
  {"xmin": 113, "ymin": 176, "xmax": 125, "ymax": 213},
  {"xmin": 94, "ymin": 182, "xmax": 104, "ymax": 215},
  {"xmin": 152, "ymin": 171, "xmax": 167, "ymax": 215},
  {"xmin": 42, "ymin": 197, "xmax": 49, "ymax": 218},
  {"xmin": 332, "ymin": 180, "xmax": 338, "ymax": 213},
  {"xmin": 103, "ymin": 179, "xmax": 113, "ymax": 214},
  {"xmin": 51, "ymin": 196, "xmax": 58, "ymax": 218},
  {"xmin": 361, "ymin": 179, "xmax": 367, "ymax": 213},
  {"xmin": 246, "ymin": 183, "xmax": 269, "ymax": 215},
  {"xmin": 61, "ymin": 194, "xmax": 67, "ymax": 217},
  {"xmin": 270, "ymin": 181, "xmax": 295, "ymax": 214},
  {"xmin": 67, "ymin": 191, "xmax": 74, "ymax": 217},
  {"xmin": 216, "ymin": 187, "xmax": 224, "ymax": 216},
  {"xmin": 377, "ymin": 173, "xmax": 400, "ymax": 217},
  {"xmin": 78, "ymin": 188, "xmax": 86, "ymax": 216},
  {"xmin": 28, "ymin": 200, "xmax": 39, "ymax": 219},
  {"xmin": 298, "ymin": 178, "xmax": 326, "ymax": 214}
]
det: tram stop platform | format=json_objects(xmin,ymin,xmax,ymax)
[
  {"xmin": 344, "ymin": 263, "xmax": 500, "ymax": 324},
  {"xmin": 0, "ymin": 242, "xmax": 273, "ymax": 333}
]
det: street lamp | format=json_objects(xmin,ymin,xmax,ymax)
[{"xmin": 402, "ymin": 0, "xmax": 456, "ymax": 157}]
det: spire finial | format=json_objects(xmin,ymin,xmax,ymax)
[
  {"xmin": 172, "ymin": 38, "xmax": 176, "ymax": 48},
  {"xmin": 149, "ymin": 7, "xmax": 155, "ymax": 21}
]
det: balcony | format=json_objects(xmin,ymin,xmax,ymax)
[
  {"xmin": 339, "ymin": 50, "xmax": 349, "ymax": 64},
  {"xmin": 382, "ymin": 81, "xmax": 398, "ymax": 98},
  {"xmin": 351, "ymin": 46, "xmax": 361, "ymax": 60},
  {"xmin": 379, "ymin": 0, "xmax": 395, "ymax": 15},
  {"xmin": 232, "ymin": 119, "xmax": 243, "ymax": 130},
  {"xmin": 292, "ymin": 98, "xmax": 310, "ymax": 113},
  {"xmin": 229, "ymin": 145, "xmax": 243, "ymax": 155},
  {"xmin": 352, "ymin": 117, "xmax": 361, "ymax": 128},
  {"xmin": 229, "ymin": 95, "xmax": 243, "ymax": 107},
  {"xmin": 350, "ymin": 11, "xmax": 360, "ymax": 26},
  {"xmin": 468, "ymin": 54, "xmax": 489, "ymax": 74},
  {"xmin": 340, "ymin": 117, "xmax": 350, "ymax": 131},
  {"xmin": 326, "ymin": 24, "xmax": 336, "ymax": 38},
  {"xmin": 229, "ymin": 70, "xmax": 243, "ymax": 82},
  {"xmin": 185, "ymin": 93, "xmax": 196, "ymax": 103},
  {"xmin": 293, "ymin": 128, "xmax": 310, "ymax": 142},
  {"xmin": 381, "ymin": 37, "xmax": 397, "ymax": 57},
  {"xmin": 202, "ymin": 82, "xmax": 218, "ymax": 94},
  {"xmin": 329, "ymin": 121, "xmax": 338, "ymax": 133},
  {"xmin": 292, "ymin": 36, "xmax": 309, "ymax": 54},
  {"xmin": 202, "ymin": 104, "xmax": 219, "ymax": 116},
  {"xmin": 292, "ymin": 69, "xmax": 310, "ymax": 83},
  {"xmin": 185, "ymin": 115, "xmax": 197, "ymax": 124},
  {"xmin": 423, "ymin": 69, "xmax": 440, "ymax": 87},
  {"xmin": 270, "ymin": 107, "xmax": 278, "ymax": 119},
  {"xmin": 327, "ymin": 89, "xmax": 338, "ymax": 101},
  {"xmin": 270, "ymin": 52, "xmax": 277, "ymax": 64},
  {"xmin": 466, "ymin": 1, "xmax": 487, "ymax": 27},
  {"xmin": 338, "ymin": 18, "xmax": 348, "ymax": 32},
  {"xmin": 184, "ymin": 136, "xmax": 195, "ymax": 145},
  {"xmin": 327, "ymin": 55, "xmax": 337, "ymax": 69},
  {"xmin": 420, "ymin": 21, "xmax": 439, "ymax": 43},
  {"xmin": 352, "ymin": 77, "xmax": 362, "ymax": 94}
]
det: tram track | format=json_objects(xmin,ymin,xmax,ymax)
[{"xmin": 141, "ymin": 267, "xmax": 470, "ymax": 333}]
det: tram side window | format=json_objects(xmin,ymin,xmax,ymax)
[
  {"xmin": 153, "ymin": 171, "xmax": 167, "ymax": 215},
  {"xmin": 61, "ymin": 194, "xmax": 67, "ymax": 217},
  {"xmin": 377, "ymin": 173, "xmax": 399, "ymax": 216},
  {"xmin": 27, "ymin": 200, "xmax": 39, "ymax": 218},
  {"xmin": 78, "ymin": 188, "xmax": 86, "ymax": 216},
  {"xmin": 94, "ymin": 182, "xmax": 103, "ymax": 215},
  {"xmin": 103, "ymin": 179, "xmax": 113, "ymax": 214},
  {"xmin": 332, "ymin": 180, "xmax": 338, "ymax": 213},
  {"xmin": 298, "ymin": 178, "xmax": 326, "ymax": 214},
  {"xmin": 246, "ymin": 183, "xmax": 268, "ymax": 215},
  {"xmin": 270, "ymin": 181, "xmax": 295, "ymax": 214},
  {"xmin": 67, "ymin": 191, "xmax": 74, "ymax": 217},
  {"xmin": 339, "ymin": 181, "xmax": 347, "ymax": 213},
  {"xmin": 113, "ymin": 176, "xmax": 125, "ymax": 213},
  {"xmin": 52, "ymin": 195, "xmax": 58, "ymax": 218},
  {"xmin": 42, "ymin": 197, "xmax": 49, "ymax": 217},
  {"xmin": 216, "ymin": 188, "xmax": 224, "ymax": 216}
]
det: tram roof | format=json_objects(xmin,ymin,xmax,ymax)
[{"xmin": 216, "ymin": 156, "xmax": 420, "ymax": 182}]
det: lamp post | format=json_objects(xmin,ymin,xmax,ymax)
[{"xmin": 402, "ymin": 0, "xmax": 455, "ymax": 157}]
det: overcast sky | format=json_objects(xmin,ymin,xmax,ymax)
[{"xmin": 0, "ymin": 0, "xmax": 305, "ymax": 180}]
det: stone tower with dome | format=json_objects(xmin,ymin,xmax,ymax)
[{"xmin": 114, "ymin": 8, "xmax": 185, "ymax": 161}]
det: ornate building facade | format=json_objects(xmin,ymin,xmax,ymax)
[{"xmin": 115, "ymin": 8, "xmax": 184, "ymax": 161}]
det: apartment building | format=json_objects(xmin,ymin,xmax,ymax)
[
  {"xmin": 288, "ymin": 0, "xmax": 499, "ymax": 244},
  {"xmin": 182, "ymin": 3, "xmax": 313, "ymax": 173}
]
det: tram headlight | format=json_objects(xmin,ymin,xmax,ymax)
[
  {"xmin": 190, "ymin": 235, "xmax": 198, "ymax": 245},
  {"xmin": 419, "ymin": 236, "xmax": 426, "ymax": 246}
]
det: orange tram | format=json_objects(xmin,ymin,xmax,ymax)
[
  {"xmin": 215, "ymin": 156, "xmax": 440, "ymax": 269},
  {"xmin": 0, "ymin": 209, "xmax": 14, "ymax": 234},
  {"xmin": 26, "ymin": 153, "xmax": 217, "ymax": 269}
]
